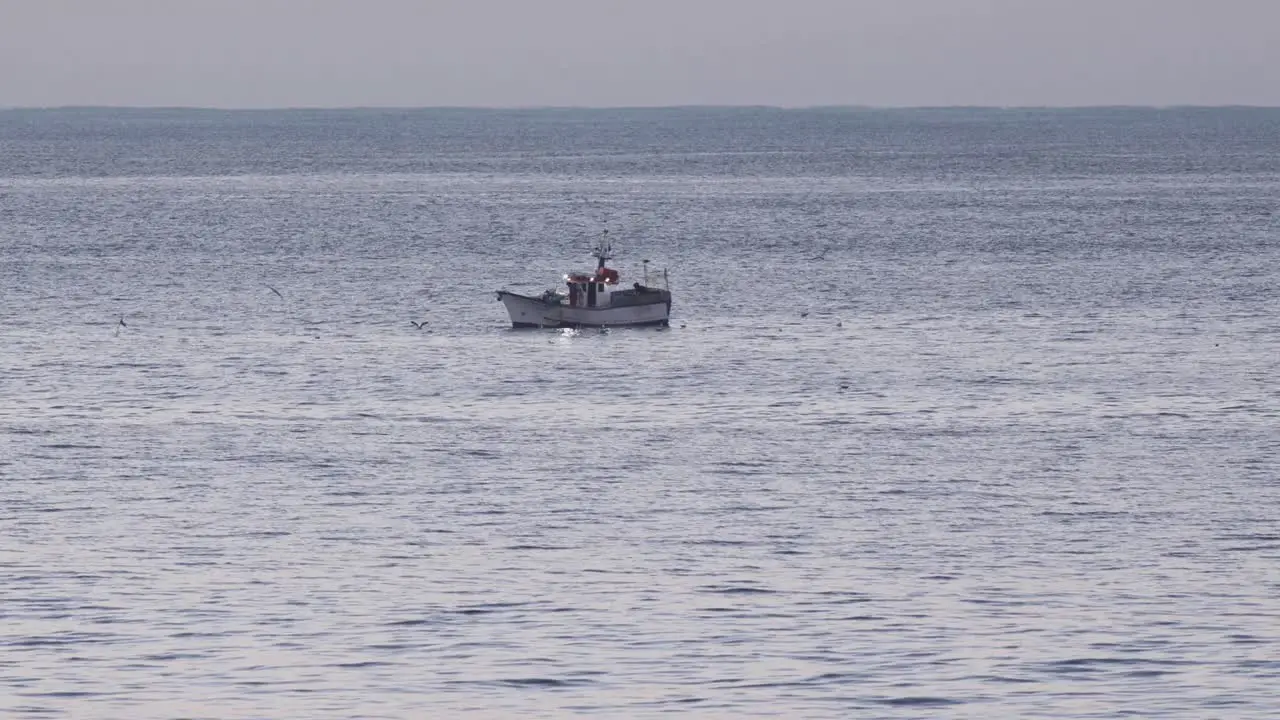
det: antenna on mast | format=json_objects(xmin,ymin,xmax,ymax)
[{"xmin": 592, "ymin": 227, "xmax": 613, "ymax": 270}]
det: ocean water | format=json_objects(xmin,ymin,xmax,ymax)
[{"xmin": 2, "ymin": 107, "xmax": 1278, "ymax": 718}]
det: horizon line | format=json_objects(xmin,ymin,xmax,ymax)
[{"xmin": 4, "ymin": 103, "xmax": 1280, "ymax": 112}]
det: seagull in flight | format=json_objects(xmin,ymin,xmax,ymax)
[
  {"xmin": 266, "ymin": 285, "xmax": 284, "ymax": 300},
  {"xmin": 410, "ymin": 320, "xmax": 428, "ymax": 330},
  {"xmin": 118, "ymin": 315, "xmax": 127, "ymax": 328}
]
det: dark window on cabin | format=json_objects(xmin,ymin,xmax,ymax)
[{"xmin": 587, "ymin": 283, "xmax": 597, "ymax": 307}]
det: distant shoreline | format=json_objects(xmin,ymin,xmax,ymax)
[{"xmin": 3, "ymin": 104, "xmax": 1279, "ymax": 113}]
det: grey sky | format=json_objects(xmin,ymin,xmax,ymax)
[{"xmin": 1, "ymin": 0, "xmax": 1276, "ymax": 108}]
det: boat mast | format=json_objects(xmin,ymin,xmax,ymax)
[{"xmin": 592, "ymin": 228, "xmax": 614, "ymax": 270}]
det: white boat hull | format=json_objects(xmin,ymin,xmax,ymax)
[{"xmin": 497, "ymin": 291, "xmax": 670, "ymax": 328}]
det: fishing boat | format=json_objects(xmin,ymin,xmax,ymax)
[{"xmin": 496, "ymin": 231, "xmax": 672, "ymax": 328}]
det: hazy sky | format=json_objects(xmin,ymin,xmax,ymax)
[{"xmin": 1, "ymin": 0, "xmax": 1276, "ymax": 108}]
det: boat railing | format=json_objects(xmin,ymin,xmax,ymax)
[{"xmin": 641, "ymin": 261, "xmax": 671, "ymax": 291}]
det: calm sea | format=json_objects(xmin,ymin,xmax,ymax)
[{"xmin": 2, "ymin": 107, "xmax": 1278, "ymax": 718}]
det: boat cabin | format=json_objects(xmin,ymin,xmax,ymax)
[{"xmin": 564, "ymin": 267, "xmax": 619, "ymax": 308}]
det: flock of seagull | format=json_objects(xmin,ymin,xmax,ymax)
[
  {"xmin": 112, "ymin": 284, "xmax": 850, "ymax": 389},
  {"xmin": 114, "ymin": 285, "xmax": 843, "ymax": 335}
]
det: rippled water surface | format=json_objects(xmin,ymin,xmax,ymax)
[{"xmin": 2, "ymin": 107, "xmax": 1279, "ymax": 718}]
